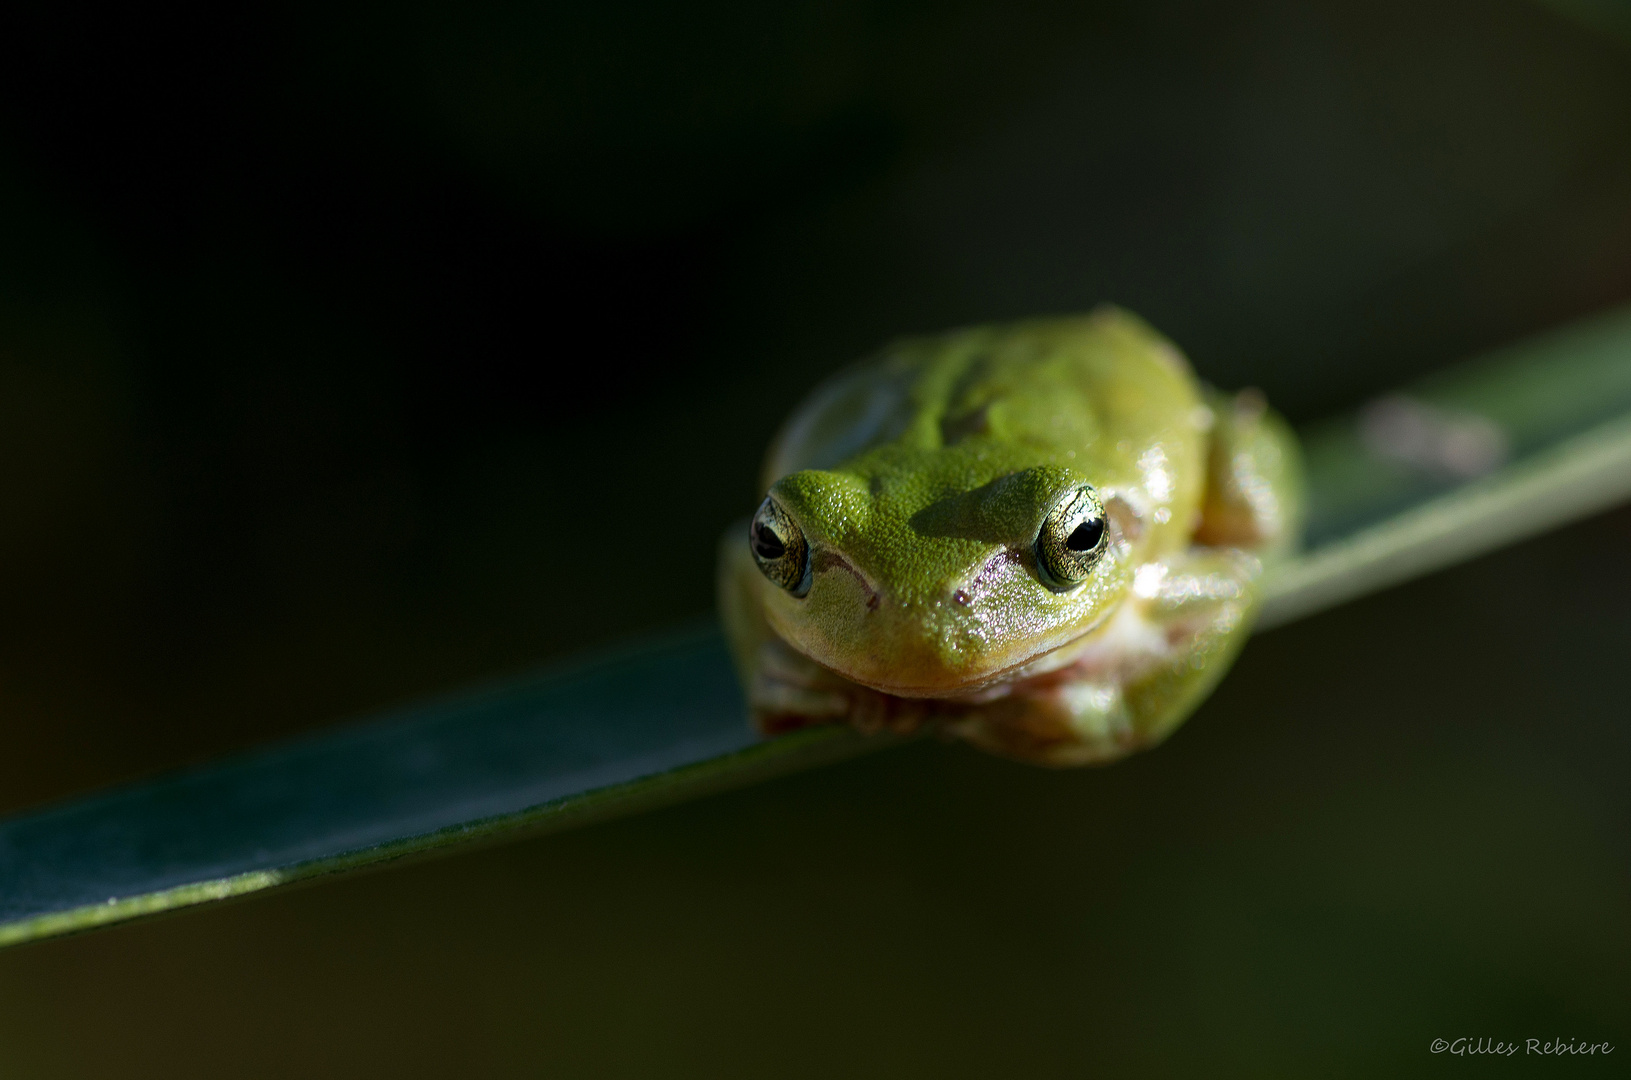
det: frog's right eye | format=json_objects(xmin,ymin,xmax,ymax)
[
  {"xmin": 750, "ymin": 497, "xmax": 812, "ymax": 597},
  {"xmin": 1035, "ymin": 484, "xmax": 1109, "ymax": 591}
]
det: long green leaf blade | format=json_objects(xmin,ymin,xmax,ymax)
[{"xmin": 3, "ymin": 306, "xmax": 1630, "ymax": 949}]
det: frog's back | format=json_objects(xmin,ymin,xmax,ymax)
[{"xmin": 762, "ymin": 308, "xmax": 1210, "ymax": 548}]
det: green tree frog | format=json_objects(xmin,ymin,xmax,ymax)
[{"xmin": 719, "ymin": 308, "xmax": 1302, "ymax": 766}]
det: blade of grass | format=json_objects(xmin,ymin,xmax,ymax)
[
  {"xmin": 1263, "ymin": 305, "xmax": 1631, "ymax": 624},
  {"xmin": 3, "ymin": 305, "xmax": 1630, "ymax": 949}
]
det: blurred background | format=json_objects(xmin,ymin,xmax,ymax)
[{"xmin": 0, "ymin": 0, "xmax": 1628, "ymax": 1075}]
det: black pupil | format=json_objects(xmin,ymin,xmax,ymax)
[
  {"xmin": 1066, "ymin": 517, "xmax": 1104, "ymax": 552},
  {"xmin": 752, "ymin": 522, "xmax": 786, "ymax": 560}
]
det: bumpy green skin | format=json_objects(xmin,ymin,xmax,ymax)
[{"xmin": 720, "ymin": 307, "xmax": 1302, "ymax": 765}]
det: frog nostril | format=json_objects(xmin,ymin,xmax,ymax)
[{"xmin": 953, "ymin": 589, "xmax": 971, "ymax": 606}]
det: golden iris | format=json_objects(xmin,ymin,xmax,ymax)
[
  {"xmin": 1035, "ymin": 485, "xmax": 1108, "ymax": 590},
  {"xmin": 749, "ymin": 497, "xmax": 811, "ymax": 596}
]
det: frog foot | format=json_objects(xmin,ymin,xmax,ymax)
[{"xmin": 749, "ymin": 638, "xmax": 929, "ymax": 736}]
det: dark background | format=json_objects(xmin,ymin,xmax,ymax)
[{"xmin": 0, "ymin": 0, "xmax": 1627, "ymax": 1075}]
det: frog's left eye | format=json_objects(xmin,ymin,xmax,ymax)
[
  {"xmin": 750, "ymin": 496, "xmax": 812, "ymax": 597},
  {"xmin": 1035, "ymin": 485, "xmax": 1109, "ymax": 591}
]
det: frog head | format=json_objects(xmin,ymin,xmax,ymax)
[{"xmin": 746, "ymin": 456, "xmax": 1144, "ymax": 697}]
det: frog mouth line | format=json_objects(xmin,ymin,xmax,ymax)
[{"xmin": 827, "ymin": 616, "xmax": 1110, "ymax": 700}]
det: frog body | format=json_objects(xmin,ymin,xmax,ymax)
[{"xmin": 719, "ymin": 307, "xmax": 1301, "ymax": 765}]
